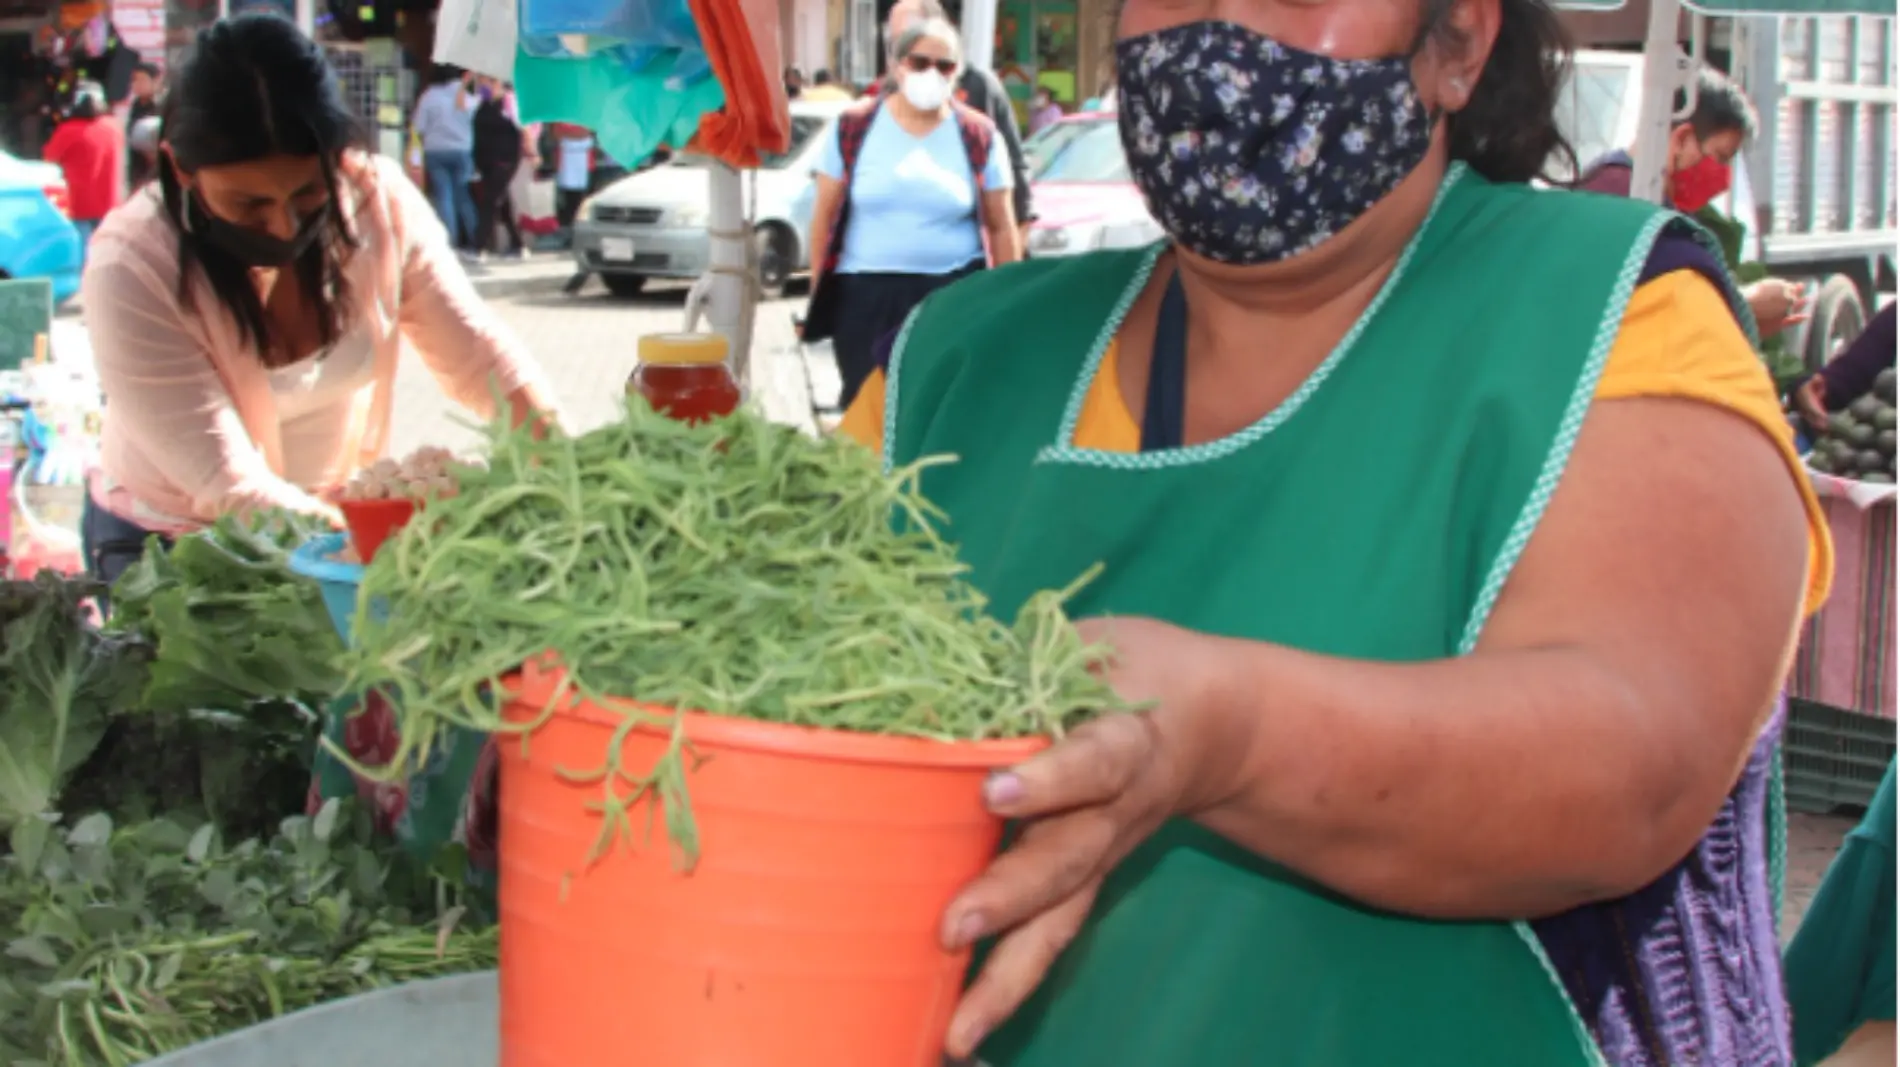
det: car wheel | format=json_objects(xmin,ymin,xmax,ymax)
[
  {"xmin": 602, "ymin": 274, "xmax": 648, "ymax": 298},
  {"xmin": 755, "ymin": 225, "xmax": 792, "ymax": 300},
  {"xmin": 1804, "ymin": 274, "xmax": 1865, "ymax": 374}
]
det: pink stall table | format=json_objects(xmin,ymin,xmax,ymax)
[{"xmin": 1789, "ymin": 473, "xmax": 1896, "ymax": 722}]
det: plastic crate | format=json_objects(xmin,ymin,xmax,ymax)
[{"xmin": 1783, "ymin": 699, "xmax": 1896, "ymax": 814}]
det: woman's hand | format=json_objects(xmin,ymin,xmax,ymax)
[
  {"xmin": 938, "ymin": 616, "xmax": 1246, "ymax": 1058},
  {"xmin": 1795, "ymin": 375, "xmax": 1829, "ymax": 433},
  {"xmin": 1747, "ymin": 278, "xmax": 1811, "ymax": 338}
]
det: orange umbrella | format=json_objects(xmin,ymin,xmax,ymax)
[{"xmin": 684, "ymin": 0, "xmax": 790, "ymax": 166}]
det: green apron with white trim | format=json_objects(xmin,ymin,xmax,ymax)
[{"xmin": 884, "ymin": 166, "xmax": 1677, "ymax": 1065}]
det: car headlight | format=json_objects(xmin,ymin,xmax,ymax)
[
  {"xmin": 667, "ymin": 205, "xmax": 709, "ymax": 228},
  {"xmin": 1028, "ymin": 227, "xmax": 1071, "ymax": 253},
  {"xmin": 579, "ymin": 196, "xmax": 598, "ymax": 221},
  {"xmin": 1028, "ymin": 224, "xmax": 1102, "ymax": 256}
]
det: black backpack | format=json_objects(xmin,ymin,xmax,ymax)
[{"xmin": 472, "ymin": 98, "xmax": 522, "ymax": 173}]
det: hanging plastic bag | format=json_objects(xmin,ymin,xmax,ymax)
[
  {"xmin": 432, "ymin": 0, "xmax": 519, "ymax": 81},
  {"xmin": 682, "ymin": 0, "xmax": 789, "ymax": 166},
  {"xmin": 520, "ymin": 0, "xmax": 661, "ymax": 45},
  {"xmin": 514, "ymin": 45, "xmax": 725, "ymax": 168}
]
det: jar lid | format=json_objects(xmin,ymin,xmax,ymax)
[{"xmin": 639, "ymin": 333, "xmax": 730, "ymax": 366}]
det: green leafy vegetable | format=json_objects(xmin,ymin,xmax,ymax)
[
  {"xmin": 0, "ymin": 574, "xmax": 151, "ymax": 832},
  {"xmin": 110, "ymin": 513, "xmax": 347, "ymax": 714},
  {"xmin": 344, "ymin": 399, "xmax": 1122, "ymax": 865},
  {"xmin": 0, "ymin": 804, "xmax": 492, "ymax": 1066}
]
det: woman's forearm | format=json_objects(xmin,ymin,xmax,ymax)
[
  {"xmin": 990, "ymin": 223, "xmax": 1023, "ymax": 265},
  {"xmin": 1183, "ymin": 638, "xmax": 1757, "ymax": 920}
]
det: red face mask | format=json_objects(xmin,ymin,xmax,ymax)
[{"xmin": 1671, "ymin": 155, "xmax": 1732, "ymax": 213}]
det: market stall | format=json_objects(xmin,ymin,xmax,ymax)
[
  {"xmin": 2, "ymin": 2, "xmax": 1101, "ymax": 1063},
  {"xmin": 1556, "ymin": 0, "xmax": 1897, "ymax": 812}
]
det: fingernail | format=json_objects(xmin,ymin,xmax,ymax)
[
  {"xmin": 984, "ymin": 771, "xmax": 1023, "ymax": 808},
  {"xmin": 955, "ymin": 1016, "xmax": 989, "ymax": 1053},
  {"xmin": 952, "ymin": 910, "xmax": 987, "ymax": 947}
]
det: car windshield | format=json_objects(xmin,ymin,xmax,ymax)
[
  {"xmin": 1032, "ymin": 120, "xmax": 1128, "ymax": 183},
  {"xmin": 1023, "ymin": 119, "xmax": 1092, "ymax": 175},
  {"xmin": 675, "ymin": 114, "xmax": 829, "ymax": 170}
]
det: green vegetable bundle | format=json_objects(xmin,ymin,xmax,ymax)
[
  {"xmin": 343, "ymin": 400, "xmax": 1118, "ymax": 858},
  {"xmin": 110, "ymin": 513, "xmax": 346, "ymax": 713},
  {"xmin": 0, "ymin": 804, "xmax": 493, "ymax": 1066},
  {"xmin": 0, "ymin": 574, "xmax": 150, "ymax": 833}
]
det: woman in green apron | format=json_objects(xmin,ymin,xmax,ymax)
[{"xmin": 838, "ymin": 0, "xmax": 1834, "ymax": 1063}]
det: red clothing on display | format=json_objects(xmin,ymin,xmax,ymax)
[{"xmin": 43, "ymin": 116, "xmax": 123, "ymax": 222}]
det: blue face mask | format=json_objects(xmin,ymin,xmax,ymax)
[{"xmin": 1115, "ymin": 20, "xmax": 1438, "ymax": 265}]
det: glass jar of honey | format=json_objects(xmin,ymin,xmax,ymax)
[{"xmin": 629, "ymin": 333, "xmax": 741, "ymax": 425}]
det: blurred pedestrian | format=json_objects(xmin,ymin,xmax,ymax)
[
  {"xmin": 803, "ymin": 69, "xmax": 853, "ymax": 102},
  {"xmin": 472, "ymin": 77, "xmax": 526, "ymax": 258},
  {"xmin": 1027, "ymin": 86, "xmax": 1063, "ymax": 134},
  {"xmin": 42, "ymin": 81, "xmax": 121, "ymax": 250},
  {"xmin": 126, "ymin": 61, "xmax": 162, "ymax": 188},
  {"xmin": 412, "ymin": 64, "xmax": 480, "ymax": 254}
]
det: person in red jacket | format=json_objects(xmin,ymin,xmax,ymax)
[{"xmin": 42, "ymin": 81, "xmax": 124, "ymax": 249}]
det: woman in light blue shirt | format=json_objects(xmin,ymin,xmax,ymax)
[
  {"xmin": 801, "ymin": 15, "xmax": 1020, "ymax": 409},
  {"xmin": 411, "ymin": 65, "xmax": 479, "ymax": 253}
]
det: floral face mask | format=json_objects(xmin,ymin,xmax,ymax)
[{"xmin": 1115, "ymin": 20, "xmax": 1437, "ymax": 265}]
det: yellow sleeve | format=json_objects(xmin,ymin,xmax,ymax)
[
  {"xmin": 836, "ymin": 369, "xmax": 888, "ymax": 450},
  {"xmin": 1595, "ymin": 271, "xmax": 1835, "ymax": 615}
]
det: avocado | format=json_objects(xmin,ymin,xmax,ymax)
[
  {"xmin": 1880, "ymin": 429, "xmax": 1897, "ymax": 458},
  {"xmin": 1851, "ymin": 395, "xmax": 1885, "ymax": 422},
  {"xmin": 1830, "ymin": 412, "xmax": 1859, "ymax": 438},
  {"xmin": 1858, "ymin": 450, "xmax": 1887, "ymax": 473},
  {"xmin": 1876, "ymin": 405, "xmax": 1897, "ymax": 431},
  {"xmin": 1845, "ymin": 423, "xmax": 1879, "ymax": 448},
  {"xmin": 1809, "ymin": 450, "xmax": 1836, "ymax": 474},
  {"xmin": 1877, "ymin": 367, "xmax": 1897, "ymax": 404},
  {"xmin": 1828, "ymin": 438, "xmax": 1859, "ymax": 466},
  {"xmin": 1862, "ymin": 471, "xmax": 1896, "ymax": 485}
]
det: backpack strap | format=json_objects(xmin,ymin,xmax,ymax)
[{"xmin": 950, "ymin": 100, "xmax": 995, "ymax": 183}]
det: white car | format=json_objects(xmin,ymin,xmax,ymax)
[{"xmin": 572, "ymin": 100, "xmax": 849, "ymax": 298}]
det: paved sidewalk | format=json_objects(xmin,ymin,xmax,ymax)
[{"xmin": 54, "ymin": 249, "xmax": 579, "ymax": 321}]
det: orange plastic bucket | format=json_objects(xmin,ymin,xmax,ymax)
[
  {"xmin": 497, "ymin": 661, "xmax": 1044, "ymax": 1067},
  {"xmin": 336, "ymin": 497, "xmax": 418, "ymax": 562}
]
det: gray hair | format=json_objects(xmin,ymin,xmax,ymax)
[{"xmin": 889, "ymin": 16, "xmax": 962, "ymax": 70}]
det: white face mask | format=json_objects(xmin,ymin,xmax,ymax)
[{"xmin": 901, "ymin": 68, "xmax": 950, "ymax": 111}]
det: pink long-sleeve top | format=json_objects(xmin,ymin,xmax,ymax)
[{"xmin": 85, "ymin": 151, "xmax": 555, "ymax": 533}]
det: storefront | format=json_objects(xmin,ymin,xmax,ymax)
[
  {"xmin": 0, "ymin": 0, "xmax": 153, "ymax": 158},
  {"xmin": 987, "ymin": 0, "xmax": 1102, "ymax": 111},
  {"xmin": 852, "ymin": 0, "xmax": 1109, "ymax": 117}
]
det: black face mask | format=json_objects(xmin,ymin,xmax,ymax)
[{"xmin": 188, "ymin": 194, "xmax": 328, "ymax": 268}]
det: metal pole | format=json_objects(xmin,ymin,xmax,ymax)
[
  {"xmin": 961, "ymin": 0, "xmax": 997, "ymax": 72},
  {"xmin": 1629, "ymin": 0, "xmax": 1685, "ymax": 204},
  {"xmin": 702, "ymin": 163, "xmax": 756, "ymax": 384}
]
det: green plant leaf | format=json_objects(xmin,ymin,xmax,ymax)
[
  {"xmin": 9, "ymin": 816, "xmax": 50, "ymax": 871},
  {"xmin": 4, "ymin": 937, "xmax": 58, "ymax": 969},
  {"xmin": 67, "ymin": 813, "xmax": 112, "ymax": 848},
  {"xmin": 187, "ymin": 824, "xmax": 216, "ymax": 865},
  {"xmin": 311, "ymin": 799, "xmax": 342, "ymax": 844}
]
